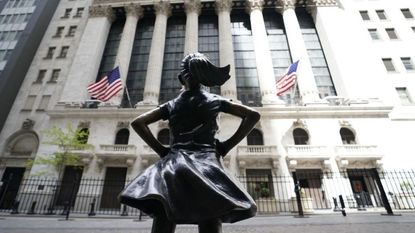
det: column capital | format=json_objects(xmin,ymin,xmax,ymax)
[
  {"xmin": 124, "ymin": 3, "xmax": 144, "ymax": 19},
  {"xmin": 89, "ymin": 5, "xmax": 115, "ymax": 22},
  {"xmin": 184, "ymin": 0, "xmax": 202, "ymax": 15},
  {"xmin": 276, "ymin": 0, "xmax": 296, "ymax": 14},
  {"xmin": 154, "ymin": 1, "xmax": 172, "ymax": 17},
  {"xmin": 246, "ymin": 0, "xmax": 265, "ymax": 14},
  {"xmin": 215, "ymin": 0, "xmax": 233, "ymax": 14}
]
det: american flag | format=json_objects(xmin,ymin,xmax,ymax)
[
  {"xmin": 87, "ymin": 67, "xmax": 123, "ymax": 102},
  {"xmin": 276, "ymin": 60, "xmax": 299, "ymax": 96}
]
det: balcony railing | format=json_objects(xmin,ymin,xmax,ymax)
[
  {"xmin": 335, "ymin": 145, "xmax": 380, "ymax": 157},
  {"xmin": 99, "ymin": 144, "xmax": 136, "ymax": 154},
  {"xmin": 237, "ymin": 145, "xmax": 277, "ymax": 156},
  {"xmin": 286, "ymin": 145, "xmax": 330, "ymax": 158}
]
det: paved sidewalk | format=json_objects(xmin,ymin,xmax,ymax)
[{"xmin": 1, "ymin": 212, "xmax": 414, "ymax": 233}]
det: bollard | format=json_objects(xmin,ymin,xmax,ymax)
[
  {"xmin": 27, "ymin": 201, "xmax": 37, "ymax": 215},
  {"xmin": 333, "ymin": 197, "xmax": 341, "ymax": 212},
  {"xmin": 10, "ymin": 200, "xmax": 20, "ymax": 214},
  {"xmin": 88, "ymin": 198, "xmax": 96, "ymax": 216},
  {"xmin": 339, "ymin": 195, "xmax": 346, "ymax": 216},
  {"xmin": 121, "ymin": 204, "xmax": 128, "ymax": 216},
  {"xmin": 139, "ymin": 210, "xmax": 143, "ymax": 221}
]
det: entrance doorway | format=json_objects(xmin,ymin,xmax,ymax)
[
  {"xmin": 296, "ymin": 169, "xmax": 330, "ymax": 209},
  {"xmin": 100, "ymin": 167, "xmax": 127, "ymax": 209},
  {"xmin": 347, "ymin": 169, "xmax": 382, "ymax": 208},
  {"xmin": 0, "ymin": 167, "xmax": 25, "ymax": 209},
  {"xmin": 56, "ymin": 166, "xmax": 83, "ymax": 207}
]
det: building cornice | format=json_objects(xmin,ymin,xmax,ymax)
[{"xmin": 47, "ymin": 105, "xmax": 394, "ymax": 120}]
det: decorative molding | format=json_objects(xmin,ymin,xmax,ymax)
[
  {"xmin": 307, "ymin": 0, "xmax": 338, "ymax": 7},
  {"xmin": 215, "ymin": 0, "xmax": 233, "ymax": 13},
  {"xmin": 88, "ymin": 5, "xmax": 116, "ymax": 22},
  {"xmin": 154, "ymin": 1, "xmax": 172, "ymax": 17},
  {"xmin": 117, "ymin": 121, "xmax": 130, "ymax": 129},
  {"xmin": 78, "ymin": 121, "xmax": 90, "ymax": 129},
  {"xmin": 338, "ymin": 120, "xmax": 351, "ymax": 127},
  {"xmin": 276, "ymin": 0, "xmax": 296, "ymax": 14},
  {"xmin": 184, "ymin": 0, "xmax": 202, "ymax": 15},
  {"xmin": 124, "ymin": 3, "xmax": 143, "ymax": 18},
  {"xmin": 246, "ymin": 0, "xmax": 265, "ymax": 13},
  {"xmin": 293, "ymin": 119, "xmax": 307, "ymax": 128},
  {"xmin": 22, "ymin": 118, "xmax": 35, "ymax": 130}
]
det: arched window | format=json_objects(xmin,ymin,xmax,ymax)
[
  {"xmin": 7, "ymin": 132, "xmax": 39, "ymax": 156},
  {"xmin": 247, "ymin": 129, "xmax": 264, "ymax": 145},
  {"xmin": 293, "ymin": 128, "xmax": 309, "ymax": 145},
  {"xmin": 115, "ymin": 128, "xmax": 129, "ymax": 145},
  {"xmin": 157, "ymin": 129, "xmax": 170, "ymax": 146},
  {"xmin": 77, "ymin": 128, "xmax": 89, "ymax": 144},
  {"xmin": 340, "ymin": 128, "xmax": 356, "ymax": 144}
]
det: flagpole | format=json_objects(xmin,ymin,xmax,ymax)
[{"xmin": 115, "ymin": 62, "xmax": 133, "ymax": 108}]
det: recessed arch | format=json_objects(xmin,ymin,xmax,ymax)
[
  {"xmin": 4, "ymin": 130, "xmax": 39, "ymax": 156},
  {"xmin": 340, "ymin": 127, "xmax": 356, "ymax": 144},
  {"xmin": 247, "ymin": 128, "xmax": 264, "ymax": 145},
  {"xmin": 115, "ymin": 128, "xmax": 129, "ymax": 145},
  {"xmin": 293, "ymin": 128, "xmax": 309, "ymax": 145}
]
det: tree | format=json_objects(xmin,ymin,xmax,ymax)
[{"xmin": 26, "ymin": 124, "xmax": 91, "ymax": 179}]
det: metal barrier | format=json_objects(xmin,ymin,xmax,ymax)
[{"xmin": 0, "ymin": 169, "xmax": 414, "ymax": 216}]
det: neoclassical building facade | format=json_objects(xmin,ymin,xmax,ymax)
[{"xmin": 1, "ymin": 0, "xmax": 414, "ymax": 213}]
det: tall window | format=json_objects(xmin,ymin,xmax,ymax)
[
  {"xmin": 36, "ymin": 95, "xmax": 51, "ymax": 111},
  {"xmin": 157, "ymin": 129, "xmax": 170, "ymax": 145},
  {"xmin": 122, "ymin": 16, "xmax": 154, "ymax": 107},
  {"xmin": 62, "ymin": 8, "xmax": 72, "ymax": 18},
  {"xmin": 401, "ymin": 9, "xmax": 413, "ymax": 19},
  {"xmin": 246, "ymin": 169, "xmax": 274, "ymax": 199},
  {"xmin": 382, "ymin": 58, "xmax": 396, "ymax": 72},
  {"xmin": 54, "ymin": 26, "xmax": 64, "ymax": 38},
  {"xmin": 340, "ymin": 128, "xmax": 356, "ymax": 144},
  {"xmin": 96, "ymin": 11, "xmax": 124, "ymax": 80},
  {"xmin": 66, "ymin": 26, "xmax": 77, "ymax": 37},
  {"xmin": 34, "ymin": 69, "xmax": 46, "ymax": 83},
  {"xmin": 115, "ymin": 128, "xmax": 129, "ymax": 145},
  {"xmin": 199, "ymin": 13, "xmax": 220, "ymax": 94},
  {"xmin": 77, "ymin": 128, "xmax": 89, "ymax": 144},
  {"xmin": 375, "ymin": 10, "xmax": 387, "ymax": 20},
  {"xmin": 22, "ymin": 95, "xmax": 36, "ymax": 111},
  {"xmin": 359, "ymin": 10, "xmax": 370, "ymax": 21},
  {"xmin": 49, "ymin": 69, "xmax": 60, "ymax": 82},
  {"xmin": 57, "ymin": 46, "xmax": 69, "ymax": 58},
  {"xmin": 263, "ymin": 9, "xmax": 294, "ymax": 103},
  {"xmin": 247, "ymin": 129, "xmax": 264, "ymax": 145},
  {"xmin": 232, "ymin": 12, "xmax": 261, "ymax": 106},
  {"xmin": 396, "ymin": 87, "xmax": 413, "ymax": 105},
  {"xmin": 293, "ymin": 128, "xmax": 309, "ymax": 145},
  {"xmin": 297, "ymin": 8, "xmax": 336, "ymax": 98},
  {"xmin": 401, "ymin": 57, "xmax": 414, "ymax": 71},
  {"xmin": 44, "ymin": 47, "xmax": 56, "ymax": 59},
  {"xmin": 159, "ymin": 15, "xmax": 186, "ymax": 104},
  {"xmin": 368, "ymin": 28, "xmax": 380, "ymax": 40}
]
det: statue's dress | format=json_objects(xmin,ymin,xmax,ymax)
[{"xmin": 119, "ymin": 89, "xmax": 257, "ymax": 224}]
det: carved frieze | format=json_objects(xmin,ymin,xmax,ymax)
[
  {"xmin": 117, "ymin": 121, "xmax": 130, "ymax": 129},
  {"xmin": 78, "ymin": 121, "xmax": 90, "ymax": 129},
  {"xmin": 307, "ymin": 0, "xmax": 338, "ymax": 7},
  {"xmin": 89, "ymin": 5, "xmax": 116, "ymax": 22},
  {"xmin": 22, "ymin": 118, "xmax": 35, "ymax": 130},
  {"xmin": 184, "ymin": 0, "xmax": 202, "ymax": 15}
]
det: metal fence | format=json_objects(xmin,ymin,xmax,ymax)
[{"xmin": 0, "ymin": 169, "xmax": 414, "ymax": 217}]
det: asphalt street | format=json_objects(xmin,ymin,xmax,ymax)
[{"xmin": 1, "ymin": 212, "xmax": 415, "ymax": 233}]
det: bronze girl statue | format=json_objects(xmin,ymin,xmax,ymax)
[{"xmin": 120, "ymin": 53, "xmax": 260, "ymax": 233}]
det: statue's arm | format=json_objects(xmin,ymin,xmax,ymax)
[
  {"xmin": 131, "ymin": 108, "xmax": 169, "ymax": 158},
  {"xmin": 217, "ymin": 102, "xmax": 260, "ymax": 157}
]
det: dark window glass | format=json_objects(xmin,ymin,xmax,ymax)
[
  {"xmin": 35, "ymin": 69, "xmax": 46, "ymax": 83},
  {"xmin": 375, "ymin": 10, "xmax": 387, "ymax": 20},
  {"xmin": 96, "ymin": 13, "xmax": 124, "ymax": 81},
  {"xmin": 49, "ymin": 69, "xmax": 60, "ymax": 82},
  {"xmin": 359, "ymin": 10, "xmax": 370, "ymax": 20},
  {"xmin": 115, "ymin": 128, "xmax": 129, "ymax": 145},
  {"xmin": 340, "ymin": 128, "xmax": 356, "ymax": 144},
  {"xmin": 77, "ymin": 128, "xmax": 89, "ymax": 144},
  {"xmin": 401, "ymin": 57, "xmax": 414, "ymax": 71},
  {"xmin": 198, "ymin": 13, "xmax": 220, "ymax": 94},
  {"xmin": 382, "ymin": 58, "xmax": 396, "ymax": 72},
  {"xmin": 401, "ymin": 8, "xmax": 413, "ymax": 19},
  {"xmin": 296, "ymin": 7, "xmax": 336, "ymax": 98},
  {"xmin": 293, "ymin": 128, "xmax": 309, "ymax": 145},
  {"xmin": 159, "ymin": 15, "xmax": 186, "ymax": 104},
  {"xmin": 396, "ymin": 87, "xmax": 413, "ymax": 105},
  {"xmin": 368, "ymin": 28, "xmax": 379, "ymax": 40},
  {"xmin": 122, "ymin": 16, "xmax": 155, "ymax": 107},
  {"xmin": 247, "ymin": 129, "xmax": 264, "ymax": 145},
  {"xmin": 385, "ymin": 28, "xmax": 398, "ymax": 39},
  {"xmin": 45, "ymin": 47, "xmax": 56, "ymax": 59},
  {"xmin": 232, "ymin": 11, "xmax": 261, "ymax": 106}
]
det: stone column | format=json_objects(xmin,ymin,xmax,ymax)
[
  {"xmin": 109, "ymin": 3, "xmax": 143, "ymax": 106},
  {"xmin": 215, "ymin": 0, "xmax": 237, "ymax": 101},
  {"xmin": 247, "ymin": 0, "xmax": 283, "ymax": 105},
  {"xmin": 184, "ymin": 0, "xmax": 201, "ymax": 55},
  {"xmin": 277, "ymin": 0, "xmax": 321, "ymax": 104},
  {"xmin": 140, "ymin": 1, "xmax": 171, "ymax": 106},
  {"xmin": 59, "ymin": 5, "xmax": 115, "ymax": 104}
]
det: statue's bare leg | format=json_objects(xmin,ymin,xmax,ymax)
[{"xmin": 151, "ymin": 214, "xmax": 176, "ymax": 233}]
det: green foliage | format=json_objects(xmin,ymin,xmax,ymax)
[{"xmin": 27, "ymin": 124, "xmax": 91, "ymax": 176}]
